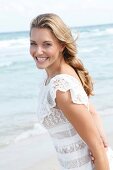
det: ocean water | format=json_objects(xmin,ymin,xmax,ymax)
[{"xmin": 0, "ymin": 23, "xmax": 113, "ymax": 149}]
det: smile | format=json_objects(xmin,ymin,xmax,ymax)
[{"xmin": 35, "ymin": 57, "xmax": 49, "ymax": 63}]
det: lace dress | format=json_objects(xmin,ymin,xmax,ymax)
[{"xmin": 37, "ymin": 74, "xmax": 113, "ymax": 170}]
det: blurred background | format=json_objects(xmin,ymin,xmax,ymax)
[{"xmin": 0, "ymin": 1, "xmax": 113, "ymax": 169}]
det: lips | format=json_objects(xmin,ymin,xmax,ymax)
[{"xmin": 35, "ymin": 57, "xmax": 49, "ymax": 63}]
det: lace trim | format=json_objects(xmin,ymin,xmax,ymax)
[
  {"xmin": 58, "ymin": 155, "xmax": 91, "ymax": 169},
  {"xmin": 47, "ymin": 74, "xmax": 88, "ymax": 108},
  {"xmin": 42, "ymin": 110, "xmax": 68, "ymax": 129},
  {"xmin": 51, "ymin": 128, "xmax": 77, "ymax": 139},
  {"xmin": 55, "ymin": 140, "xmax": 86, "ymax": 154}
]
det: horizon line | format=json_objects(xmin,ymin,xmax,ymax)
[{"xmin": 0, "ymin": 22, "xmax": 113, "ymax": 34}]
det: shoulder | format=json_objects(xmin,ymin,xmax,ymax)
[
  {"xmin": 49, "ymin": 73, "xmax": 82, "ymax": 88},
  {"xmin": 49, "ymin": 74, "xmax": 73, "ymax": 91},
  {"xmin": 47, "ymin": 74, "xmax": 88, "ymax": 108}
]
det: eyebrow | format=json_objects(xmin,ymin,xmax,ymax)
[
  {"xmin": 43, "ymin": 41, "xmax": 52, "ymax": 43},
  {"xmin": 30, "ymin": 40, "xmax": 36, "ymax": 42},
  {"xmin": 30, "ymin": 40, "xmax": 53, "ymax": 43}
]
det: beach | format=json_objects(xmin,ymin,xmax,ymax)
[
  {"xmin": 0, "ymin": 113, "xmax": 113, "ymax": 170},
  {"xmin": 23, "ymin": 133, "xmax": 113, "ymax": 170},
  {"xmin": 0, "ymin": 133, "xmax": 60, "ymax": 170},
  {"xmin": 26, "ymin": 132, "xmax": 113, "ymax": 170},
  {"xmin": 0, "ymin": 105, "xmax": 113, "ymax": 170},
  {"xmin": 0, "ymin": 24, "xmax": 113, "ymax": 170}
]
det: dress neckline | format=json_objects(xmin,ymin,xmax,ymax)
[{"xmin": 44, "ymin": 73, "xmax": 81, "ymax": 87}]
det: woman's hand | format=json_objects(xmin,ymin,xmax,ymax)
[
  {"xmin": 89, "ymin": 151, "xmax": 95, "ymax": 163},
  {"xmin": 90, "ymin": 137, "xmax": 108, "ymax": 164},
  {"xmin": 100, "ymin": 135, "xmax": 108, "ymax": 149}
]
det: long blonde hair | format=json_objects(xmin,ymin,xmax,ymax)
[{"xmin": 30, "ymin": 13, "xmax": 93, "ymax": 96}]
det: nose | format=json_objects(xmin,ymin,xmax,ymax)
[{"xmin": 35, "ymin": 46, "xmax": 43, "ymax": 55}]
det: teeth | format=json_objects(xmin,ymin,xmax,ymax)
[{"xmin": 36, "ymin": 57, "xmax": 48, "ymax": 62}]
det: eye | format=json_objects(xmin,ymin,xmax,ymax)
[
  {"xmin": 30, "ymin": 42, "xmax": 37, "ymax": 46},
  {"xmin": 43, "ymin": 42, "xmax": 52, "ymax": 47}
]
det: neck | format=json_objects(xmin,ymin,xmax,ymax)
[{"xmin": 45, "ymin": 57, "xmax": 65, "ymax": 79}]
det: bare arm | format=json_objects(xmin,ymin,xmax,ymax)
[
  {"xmin": 56, "ymin": 90, "xmax": 109, "ymax": 170},
  {"xmin": 89, "ymin": 102, "xmax": 108, "ymax": 148}
]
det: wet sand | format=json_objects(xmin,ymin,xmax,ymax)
[{"xmin": 0, "ymin": 113, "xmax": 113, "ymax": 170}]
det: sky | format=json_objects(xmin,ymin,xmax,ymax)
[{"xmin": 0, "ymin": 0, "xmax": 113, "ymax": 32}]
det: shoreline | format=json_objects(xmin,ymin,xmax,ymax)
[
  {"xmin": 26, "ymin": 132, "xmax": 113, "ymax": 170},
  {"xmin": 0, "ymin": 112, "xmax": 113, "ymax": 170},
  {"xmin": 25, "ymin": 154, "xmax": 60, "ymax": 170},
  {"xmin": 0, "ymin": 133, "xmax": 60, "ymax": 170},
  {"xmin": 0, "ymin": 132, "xmax": 113, "ymax": 170}
]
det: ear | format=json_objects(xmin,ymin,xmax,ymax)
[{"xmin": 60, "ymin": 43, "xmax": 65, "ymax": 52}]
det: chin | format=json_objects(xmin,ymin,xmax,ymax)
[{"xmin": 36, "ymin": 64, "xmax": 46, "ymax": 69}]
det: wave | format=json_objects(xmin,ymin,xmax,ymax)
[
  {"xmin": 0, "ymin": 25, "xmax": 113, "ymax": 49},
  {"xmin": 0, "ymin": 123, "xmax": 47, "ymax": 149},
  {"xmin": 0, "ymin": 59, "xmax": 32, "ymax": 69},
  {"xmin": 77, "ymin": 27, "xmax": 113, "ymax": 38},
  {"xmin": 92, "ymin": 28, "xmax": 113, "ymax": 37},
  {"xmin": 0, "ymin": 137, "xmax": 11, "ymax": 149},
  {"xmin": 105, "ymin": 28, "xmax": 113, "ymax": 34},
  {"xmin": 0, "ymin": 38, "xmax": 29, "ymax": 49},
  {"xmin": 0, "ymin": 61, "xmax": 14, "ymax": 68},
  {"xmin": 14, "ymin": 123, "xmax": 47, "ymax": 143}
]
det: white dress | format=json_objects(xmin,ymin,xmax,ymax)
[{"xmin": 37, "ymin": 74, "xmax": 113, "ymax": 170}]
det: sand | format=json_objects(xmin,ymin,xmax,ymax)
[
  {"xmin": 25, "ymin": 132, "xmax": 113, "ymax": 170},
  {"xmin": 25, "ymin": 155, "xmax": 60, "ymax": 170},
  {"xmin": 0, "ymin": 114, "xmax": 113, "ymax": 170},
  {"xmin": 0, "ymin": 133, "xmax": 61, "ymax": 170}
]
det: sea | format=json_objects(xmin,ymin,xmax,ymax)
[{"xmin": 0, "ymin": 23, "xmax": 113, "ymax": 150}]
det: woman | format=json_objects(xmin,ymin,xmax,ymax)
[{"xmin": 29, "ymin": 13, "xmax": 110, "ymax": 169}]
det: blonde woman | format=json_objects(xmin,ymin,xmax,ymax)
[{"xmin": 30, "ymin": 13, "xmax": 112, "ymax": 170}]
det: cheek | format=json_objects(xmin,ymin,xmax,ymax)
[
  {"xmin": 47, "ymin": 47, "xmax": 58, "ymax": 57},
  {"xmin": 29, "ymin": 46, "xmax": 35, "ymax": 57}
]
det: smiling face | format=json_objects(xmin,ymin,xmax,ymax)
[{"xmin": 30, "ymin": 28, "xmax": 64, "ymax": 73}]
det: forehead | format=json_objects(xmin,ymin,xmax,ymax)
[{"xmin": 30, "ymin": 28, "xmax": 57, "ymax": 42}]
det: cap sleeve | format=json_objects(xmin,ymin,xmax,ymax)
[{"xmin": 47, "ymin": 74, "xmax": 89, "ymax": 109}]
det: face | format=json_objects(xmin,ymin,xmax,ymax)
[{"xmin": 30, "ymin": 28, "xmax": 64, "ymax": 72}]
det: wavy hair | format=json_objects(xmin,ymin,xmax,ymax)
[{"xmin": 30, "ymin": 13, "xmax": 94, "ymax": 96}]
